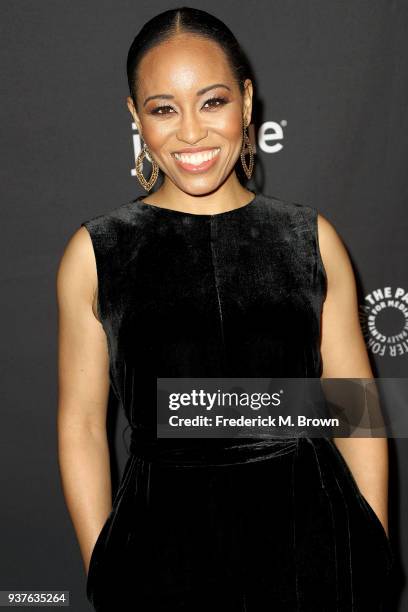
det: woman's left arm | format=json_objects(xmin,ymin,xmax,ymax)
[{"xmin": 317, "ymin": 213, "xmax": 389, "ymax": 536}]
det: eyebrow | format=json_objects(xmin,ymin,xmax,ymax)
[{"xmin": 143, "ymin": 83, "xmax": 231, "ymax": 107}]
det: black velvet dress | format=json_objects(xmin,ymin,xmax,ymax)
[{"xmin": 81, "ymin": 191, "xmax": 393, "ymax": 611}]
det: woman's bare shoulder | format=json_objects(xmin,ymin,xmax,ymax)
[
  {"xmin": 317, "ymin": 212, "xmax": 354, "ymax": 289},
  {"xmin": 56, "ymin": 226, "xmax": 97, "ymax": 318}
]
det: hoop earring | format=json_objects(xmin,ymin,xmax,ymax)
[
  {"xmin": 240, "ymin": 121, "xmax": 255, "ymax": 180},
  {"xmin": 135, "ymin": 141, "xmax": 159, "ymax": 191}
]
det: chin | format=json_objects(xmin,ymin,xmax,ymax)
[{"xmin": 178, "ymin": 181, "xmax": 223, "ymax": 196}]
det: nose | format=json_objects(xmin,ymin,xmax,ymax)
[{"xmin": 176, "ymin": 110, "xmax": 208, "ymax": 145}]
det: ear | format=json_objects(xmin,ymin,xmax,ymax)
[
  {"xmin": 126, "ymin": 96, "xmax": 142, "ymax": 135},
  {"xmin": 242, "ymin": 79, "xmax": 253, "ymax": 126}
]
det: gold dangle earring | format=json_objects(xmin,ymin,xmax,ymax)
[
  {"xmin": 135, "ymin": 139, "xmax": 159, "ymax": 192},
  {"xmin": 240, "ymin": 120, "xmax": 255, "ymax": 180}
]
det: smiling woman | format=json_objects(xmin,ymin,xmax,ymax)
[
  {"xmin": 56, "ymin": 6, "xmax": 393, "ymax": 612},
  {"xmin": 125, "ymin": 15, "xmax": 255, "ymax": 210}
]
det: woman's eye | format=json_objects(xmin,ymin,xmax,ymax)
[
  {"xmin": 150, "ymin": 105, "xmax": 175, "ymax": 116},
  {"xmin": 203, "ymin": 96, "xmax": 228, "ymax": 109},
  {"xmin": 150, "ymin": 97, "xmax": 228, "ymax": 116}
]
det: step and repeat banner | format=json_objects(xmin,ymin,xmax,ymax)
[{"xmin": 1, "ymin": 1, "xmax": 407, "ymax": 610}]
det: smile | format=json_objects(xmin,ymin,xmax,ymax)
[
  {"xmin": 171, "ymin": 147, "xmax": 221, "ymax": 173},
  {"xmin": 172, "ymin": 147, "xmax": 220, "ymax": 164}
]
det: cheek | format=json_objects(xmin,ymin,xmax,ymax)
[
  {"xmin": 142, "ymin": 122, "xmax": 170, "ymax": 153},
  {"xmin": 216, "ymin": 108, "xmax": 243, "ymax": 143}
]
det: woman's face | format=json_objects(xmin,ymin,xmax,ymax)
[{"xmin": 127, "ymin": 33, "xmax": 253, "ymax": 195}]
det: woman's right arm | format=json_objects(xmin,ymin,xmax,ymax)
[{"xmin": 56, "ymin": 225, "xmax": 112, "ymax": 575}]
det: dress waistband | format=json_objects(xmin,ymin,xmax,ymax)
[{"xmin": 129, "ymin": 428, "xmax": 301, "ymax": 467}]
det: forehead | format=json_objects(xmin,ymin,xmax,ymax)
[{"xmin": 137, "ymin": 34, "xmax": 234, "ymax": 96}]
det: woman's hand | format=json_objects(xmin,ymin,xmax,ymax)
[{"xmin": 334, "ymin": 436, "xmax": 389, "ymax": 535}]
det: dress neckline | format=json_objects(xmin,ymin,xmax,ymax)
[{"xmin": 133, "ymin": 191, "xmax": 258, "ymax": 218}]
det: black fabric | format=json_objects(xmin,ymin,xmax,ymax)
[{"xmin": 81, "ymin": 192, "xmax": 393, "ymax": 611}]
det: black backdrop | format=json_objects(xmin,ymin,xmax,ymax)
[{"xmin": 1, "ymin": 1, "xmax": 407, "ymax": 609}]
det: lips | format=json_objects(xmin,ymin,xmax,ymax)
[
  {"xmin": 171, "ymin": 147, "xmax": 221, "ymax": 174},
  {"xmin": 172, "ymin": 147, "xmax": 221, "ymax": 165}
]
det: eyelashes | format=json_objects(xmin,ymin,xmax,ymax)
[{"xmin": 149, "ymin": 96, "xmax": 229, "ymax": 116}]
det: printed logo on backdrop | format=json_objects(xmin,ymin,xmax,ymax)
[
  {"xmin": 360, "ymin": 286, "xmax": 408, "ymax": 357},
  {"xmin": 130, "ymin": 120, "xmax": 287, "ymax": 175}
]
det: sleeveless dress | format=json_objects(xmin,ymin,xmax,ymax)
[{"xmin": 80, "ymin": 191, "xmax": 393, "ymax": 611}]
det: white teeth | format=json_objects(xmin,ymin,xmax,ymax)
[{"xmin": 173, "ymin": 148, "xmax": 220, "ymax": 165}]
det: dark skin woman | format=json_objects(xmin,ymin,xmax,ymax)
[{"xmin": 57, "ymin": 8, "xmax": 389, "ymax": 610}]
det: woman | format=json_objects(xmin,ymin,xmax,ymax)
[{"xmin": 57, "ymin": 7, "xmax": 393, "ymax": 611}]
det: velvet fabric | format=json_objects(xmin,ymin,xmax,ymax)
[{"xmin": 81, "ymin": 192, "xmax": 393, "ymax": 611}]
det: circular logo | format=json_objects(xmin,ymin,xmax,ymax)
[{"xmin": 360, "ymin": 286, "xmax": 408, "ymax": 357}]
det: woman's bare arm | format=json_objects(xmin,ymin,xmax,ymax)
[
  {"xmin": 57, "ymin": 225, "xmax": 112, "ymax": 574},
  {"xmin": 318, "ymin": 213, "xmax": 389, "ymax": 536}
]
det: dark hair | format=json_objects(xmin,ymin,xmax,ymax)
[{"xmin": 126, "ymin": 6, "xmax": 254, "ymax": 110}]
